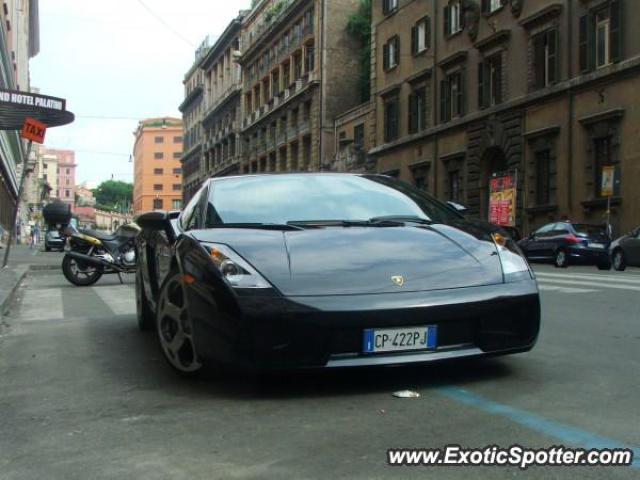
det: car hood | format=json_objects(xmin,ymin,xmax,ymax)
[{"xmin": 192, "ymin": 224, "xmax": 504, "ymax": 296}]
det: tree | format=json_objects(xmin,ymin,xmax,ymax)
[
  {"xmin": 92, "ymin": 180, "xmax": 133, "ymax": 213},
  {"xmin": 347, "ymin": 0, "xmax": 372, "ymax": 103}
]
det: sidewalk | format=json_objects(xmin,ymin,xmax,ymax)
[{"xmin": 0, "ymin": 244, "xmax": 62, "ymax": 314}]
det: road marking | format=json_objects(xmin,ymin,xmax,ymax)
[
  {"xmin": 18, "ymin": 288, "xmax": 63, "ymax": 321},
  {"xmin": 437, "ymin": 387, "xmax": 639, "ymax": 468},
  {"xmin": 535, "ymin": 277, "xmax": 640, "ymax": 292},
  {"xmin": 535, "ymin": 271, "xmax": 640, "ymax": 285},
  {"xmin": 92, "ymin": 285, "xmax": 136, "ymax": 316},
  {"xmin": 537, "ymin": 285, "xmax": 597, "ymax": 294}
]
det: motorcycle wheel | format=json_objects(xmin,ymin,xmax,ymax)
[{"xmin": 62, "ymin": 254, "xmax": 104, "ymax": 286}]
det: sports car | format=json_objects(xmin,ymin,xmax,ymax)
[{"xmin": 135, "ymin": 173, "xmax": 540, "ymax": 375}]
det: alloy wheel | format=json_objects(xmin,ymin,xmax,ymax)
[
  {"xmin": 157, "ymin": 275, "xmax": 202, "ymax": 373},
  {"xmin": 555, "ymin": 250, "xmax": 567, "ymax": 268}
]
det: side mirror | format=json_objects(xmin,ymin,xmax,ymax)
[
  {"xmin": 446, "ymin": 201, "xmax": 469, "ymax": 214},
  {"xmin": 136, "ymin": 211, "xmax": 171, "ymax": 231}
]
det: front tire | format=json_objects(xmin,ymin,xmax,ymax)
[
  {"xmin": 554, "ymin": 249, "xmax": 569, "ymax": 268},
  {"xmin": 156, "ymin": 273, "xmax": 202, "ymax": 377},
  {"xmin": 62, "ymin": 254, "xmax": 104, "ymax": 286},
  {"xmin": 612, "ymin": 249, "xmax": 626, "ymax": 271},
  {"xmin": 135, "ymin": 264, "xmax": 154, "ymax": 331}
]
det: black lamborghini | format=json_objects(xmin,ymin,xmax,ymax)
[{"xmin": 135, "ymin": 173, "xmax": 540, "ymax": 375}]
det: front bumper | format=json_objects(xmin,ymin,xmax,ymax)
[{"xmin": 190, "ymin": 279, "xmax": 540, "ymax": 370}]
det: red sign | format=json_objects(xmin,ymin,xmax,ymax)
[{"xmin": 21, "ymin": 117, "xmax": 47, "ymax": 143}]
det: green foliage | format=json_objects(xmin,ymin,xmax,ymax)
[
  {"xmin": 347, "ymin": 0, "xmax": 372, "ymax": 102},
  {"xmin": 92, "ymin": 181, "xmax": 133, "ymax": 213}
]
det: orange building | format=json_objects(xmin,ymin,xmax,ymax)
[{"xmin": 133, "ymin": 117, "xmax": 184, "ymax": 214}]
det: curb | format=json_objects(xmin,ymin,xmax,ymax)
[{"xmin": 0, "ymin": 264, "xmax": 61, "ymax": 315}]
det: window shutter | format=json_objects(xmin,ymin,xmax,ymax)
[
  {"xmin": 440, "ymin": 80, "xmax": 447, "ymax": 122},
  {"xmin": 444, "ymin": 6, "xmax": 451, "ymax": 36},
  {"xmin": 478, "ymin": 61, "xmax": 485, "ymax": 109},
  {"xmin": 587, "ymin": 14, "xmax": 596, "ymax": 70},
  {"xmin": 420, "ymin": 88, "xmax": 427, "ymax": 129},
  {"xmin": 459, "ymin": 71, "xmax": 466, "ymax": 116},
  {"xmin": 533, "ymin": 34, "xmax": 546, "ymax": 89},
  {"xmin": 426, "ymin": 16, "xmax": 431, "ymax": 49},
  {"xmin": 578, "ymin": 15, "xmax": 588, "ymax": 72},
  {"xmin": 395, "ymin": 37, "xmax": 400, "ymax": 66},
  {"xmin": 408, "ymin": 94, "xmax": 416, "ymax": 133},
  {"xmin": 481, "ymin": 0, "xmax": 489, "ymax": 14},
  {"xmin": 494, "ymin": 57, "xmax": 502, "ymax": 104},
  {"xmin": 383, "ymin": 42, "xmax": 389, "ymax": 70},
  {"xmin": 382, "ymin": 0, "xmax": 389, "ymax": 15},
  {"xmin": 610, "ymin": 0, "xmax": 621, "ymax": 63},
  {"xmin": 460, "ymin": 6, "xmax": 466, "ymax": 29},
  {"xmin": 548, "ymin": 29, "xmax": 558, "ymax": 84},
  {"xmin": 411, "ymin": 25, "xmax": 417, "ymax": 55}
]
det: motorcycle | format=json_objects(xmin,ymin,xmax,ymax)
[{"xmin": 61, "ymin": 223, "xmax": 141, "ymax": 286}]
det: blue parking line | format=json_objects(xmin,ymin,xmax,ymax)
[{"xmin": 437, "ymin": 386, "xmax": 639, "ymax": 468}]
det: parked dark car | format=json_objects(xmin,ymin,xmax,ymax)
[
  {"xmin": 135, "ymin": 173, "xmax": 540, "ymax": 376},
  {"xmin": 610, "ymin": 226, "xmax": 640, "ymax": 271},
  {"xmin": 518, "ymin": 222, "xmax": 611, "ymax": 269},
  {"xmin": 45, "ymin": 229, "xmax": 64, "ymax": 252}
]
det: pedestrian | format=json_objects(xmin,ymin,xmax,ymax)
[
  {"xmin": 29, "ymin": 227, "xmax": 35, "ymax": 249},
  {"xmin": 33, "ymin": 224, "xmax": 40, "ymax": 246}
]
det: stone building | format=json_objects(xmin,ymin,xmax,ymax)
[
  {"xmin": 179, "ymin": 39, "xmax": 209, "ymax": 202},
  {"xmin": 200, "ymin": 14, "xmax": 245, "ymax": 181},
  {"xmin": 237, "ymin": 0, "xmax": 363, "ymax": 174},
  {"xmin": 369, "ymin": 0, "xmax": 640, "ymax": 234}
]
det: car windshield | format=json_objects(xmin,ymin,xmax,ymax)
[
  {"xmin": 572, "ymin": 224, "xmax": 606, "ymax": 237},
  {"xmin": 206, "ymin": 174, "xmax": 461, "ymax": 226}
]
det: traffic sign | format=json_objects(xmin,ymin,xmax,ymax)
[{"xmin": 21, "ymin": 117, "xmax": 47, "ymax": 143}]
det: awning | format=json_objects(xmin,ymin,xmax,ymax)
[{"xmin": 0, "ymin": 88, "xmax": 74, "ymax": 130}]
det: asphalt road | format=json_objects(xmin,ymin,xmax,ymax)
[{"xmin": 1, "ymin": 264, "xmax": 639, "ymax": 480}]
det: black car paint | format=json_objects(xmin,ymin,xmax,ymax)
[{"xmin": 137, "ymin": 175, "xmax": 540, "ymax": 370}]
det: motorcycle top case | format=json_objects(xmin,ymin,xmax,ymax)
[{"xmin": 43, "ymin": 202, "xmax": 72, "ymax": 227}]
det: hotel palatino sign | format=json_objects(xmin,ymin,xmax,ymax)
[{"xmin": 0, "ymin": 88, "xmax": 74, "ymax": 130}]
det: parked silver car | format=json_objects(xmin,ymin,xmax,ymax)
[{"xmin": 610, "ymin": 227, "xmax": 640, "ymax": 271}]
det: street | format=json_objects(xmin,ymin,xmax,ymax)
[{"xmin": 1, "ymin": 262, "xmax": 639, "ymax": 480}]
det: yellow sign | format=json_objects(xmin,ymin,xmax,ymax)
[{"xmin": 601, "ymin": 166, "xmax": 615, "ymax": 197}]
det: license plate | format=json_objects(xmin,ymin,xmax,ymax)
[
  {"xmin": 363, "ymin": 326, "xmax": 437, "ymax": 354},
  {"xmin": 588, "ymin": 243, "xmax": 605, "ymax": 249}
]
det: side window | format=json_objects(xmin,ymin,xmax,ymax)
[
  {"xmin": 180, "ymin": 191, "xmax": 202, "ymax": 231},
  {"xmin": 535, "ymin": 223, "xmax": 555, "ymax": 235}
]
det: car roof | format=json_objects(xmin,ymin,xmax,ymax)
[{"xmin": 206, "ymin": 172, "xmax": 387, "ymax": 184}]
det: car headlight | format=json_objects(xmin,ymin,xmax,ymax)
[
  {"xmin": 202, "ymin": 243, "xmax": 271, "ymax": 289},
  {"xmin": 492, "ymin": 232, "xmax": 533, "ymax": 281}
]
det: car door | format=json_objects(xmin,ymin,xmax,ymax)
[
  {"xmin": 546, "ymin": 223, "xmax": 571, "ymax": 257},
  {"xmin": 522, "ymin": 223, "xmax": 555, "ymax": 259},
  {"xmin": 625, "ymin": 228, "xmax": 640, "ymax": 266}
]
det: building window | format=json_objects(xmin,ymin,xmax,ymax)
[
  {"xmin": 65, "ymin": 190, "xmax": 70, "ymax": 198},
  {"xmin": 412, "ymin": 17, "xmax": 431, "ymax": 55},
  {"xmin": 481, "ymin": 0, "xmax": 503, "ymax": 15},
  {"xmin": 532, "ymin": 29, "xmax": 558, "ymax": 90},
  {"xmin": 66, "ymin": 168, "xmax": 70, "ymax": 175},
  {"xmin": 173, "ymin": 184, "xmax": 182, "ymax": 191},
  {"xmin": 444, "ymin": 1, "xmax": 464, "ymax": 37},
  {"xmin": 173, "ymin": 152, "xmax": 182, "ymax": 159},
  {"xmin": 382, "ymin": 0, "xmax": 398, "ymax": 15},
  {"xmin": 383, "ymin": 36, "xmax": 400, "ymax": 71},
  {"xmin": 174, "ymin": 136, "xmax": 183, "ymax": 143},
  {"xmin": 383, "ymin": 95, "xmax": 399, "ymax": 142},
  {"xmin": 412, "ymin": 165, "xmax": 429, "ymax": 191},
  {"xmin": 535, "ymin": 150, "xmax": 551, "ymax": 205},
  {"xmin": 154, "ymin": 152, "xmax": 164, "ymax": 160},
  {"xmin": 448, "ymin": 170, "xmax": 461, "ymax": 202},
  {"xmin": 304, "ymin": 44, "xmax": 315, "ymax": 73},
  {"xmin": 478, "ymin": 54, "xmax": 502, "ymax": 108},
  {"xmin": 154, "ymin": 136, "xmax": 164, "ymax": 144},
  {"xmin": 154, "ymin": 168, "xmax": 163, "ymax": 175},
  {"xmin": 154, "ymin": 184, "xmax": 163, "ymax": 191},
  {"xmin": 153, "ymin": 199, "xmax": 163, "ymax": 210},
  {"xmin": 408, "ymin": 85, "xmax": 427, "ymax": 134},
  {"xmin": 173, "ymin": 168, "xmax": 182, "ymax": 175},
  {"xmin": 440, "ymin": 70, "xmax": 464, "ymax": 122},
  {"xmin": 66, "ymin": 179, "xmax": 70, "ymax": 186},
  {"xmin": 353, "ymin": 124, "xmax": 365, "ymax": 148},
  {"xmin": 172, "ymin": 199, "xmax": 182, "ymax": 210},
  {"xmin": 579, "ymin": 1, "xmax": 621, "ymax": 72}
]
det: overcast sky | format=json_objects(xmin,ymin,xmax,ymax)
[{"xmin": 30, "ymin": 0, "xmax": 252, "ymax": 186}]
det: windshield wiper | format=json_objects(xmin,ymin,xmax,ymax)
[
  {"xmin": 369, "ymin": 215, "xmax": 434, "ymax": 225},
  {"xmin": 287, "ymin": 219, "xmax": 404, "ymax": 228},
  {"xmin": 209, "ymin": 223, "xmax": 305, "ymax": 231}
]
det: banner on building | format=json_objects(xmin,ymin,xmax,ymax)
[
  {"xmin": 489, "ymin": 172, "xmax": 517, "ymax": 227},
  {"xmin": 601, "ymin": 166, "xmax": 615, "ymax": 198}
]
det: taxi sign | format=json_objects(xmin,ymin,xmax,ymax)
[{"xmin": 21, "ymin": 117, "xmax": 47, "ymax": 143}]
